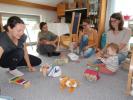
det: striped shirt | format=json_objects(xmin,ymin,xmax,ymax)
[{"xmin": 101, "ymin": 55, "xmax": 119, "ymax": 72}]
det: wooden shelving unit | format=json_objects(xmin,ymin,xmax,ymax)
[
  {"xmin": 57, "ymin": 2, "xmax": 68, "ymax": 17},
  {"xmin": 56, "ymin": 0, "xmax": 107, "ymax": 47}
]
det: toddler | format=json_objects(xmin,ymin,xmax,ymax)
[{"xmin": 96, "ymin": 43, "xmax": 119, "ymax": 74}]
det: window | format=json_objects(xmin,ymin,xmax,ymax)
[
  {"xmin": 1, "ymin": 13, "xmax": 40, "ymax": 45},
  {"xmin": 114, "ymin": 0, "xmax": 133, "ymax": 48},
  {"xmin": 114, "ymin": 0, "xmax": 133, "ymax": 27},
  {"xmin": 114, "ymin": 0, "xmax": 133, "ymax": 15}
]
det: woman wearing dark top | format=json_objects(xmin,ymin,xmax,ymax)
[{"xmin": 0, "ymin": 16, "xmax": 41, "ymax": 77}]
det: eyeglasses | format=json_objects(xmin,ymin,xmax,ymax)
[
  {"xmin": 110, "ymin": 19, "xmax": 118, "ymax": 23},
  {"xmin": 82, "ymin": 24, "xmax": 87, "ymax": 27}
]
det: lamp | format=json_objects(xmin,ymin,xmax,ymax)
[{"xmin": 47, "ymin": 23, "xmax": 70, "ymax": 51}]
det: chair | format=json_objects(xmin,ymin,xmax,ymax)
[{"xmin": 60, "ymin": 12, "xmax": 81, "ymax": 48}]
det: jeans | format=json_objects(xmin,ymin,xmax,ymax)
[
  {"xmin": 79, "ymin": 35, "xmax": 88, "ymax": 54},
  {"xmin": 118, "ymin": 52, "xmax": 128, "ymax": 64},
  {"xmin": 79, "ymin": 35, "xmax": 95, "ymax": 58},
  {"xmin": 84, "ymin": 48, "xmax": 95, "ymax": 58}
]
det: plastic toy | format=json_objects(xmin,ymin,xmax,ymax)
[
  {"xmin": 9, "ymin": 76, "xmax": 31, "ymax": 88},
  {"xmin": 40, "ymin": 64, "xmax": 62, "ymax": 78},
  {"xmin": 87, "ymin": 65, "xmax": 99, "ymax": 71},
  {"xmin": 48, "ymin": 65, "xmax": 62, "ymax": 77},
  {"xmin": 59, "ymin": 75, "xmax": 79, "ymax": 93}
]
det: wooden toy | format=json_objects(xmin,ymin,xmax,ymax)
[
  {"xmin": 84, "ymin": 63, "xmax": 100, "ymax": 81},
  {"xmin": 59, "ymin": 75, "xmax": 79, "ymax": 93},
  {"xmin": 84, "ymin": 69, "xmax": 100, "ymax": 81},
  {"xmin": 9, "ymin": 76, "xmax": 31, "ymax": 88},
  {"xmin": 54, "ymin": 58, "xmax": 69, "ymax": 66},
  {"xmin": 40, "ymin": 64, "xmax": 50, "ymax": 78}
]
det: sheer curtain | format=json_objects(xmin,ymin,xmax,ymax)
[{"xmin": 1, "ymin": 13, "xmax": 40, "ymax": 44}]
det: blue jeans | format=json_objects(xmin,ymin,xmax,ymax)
[
  {"xmin": 79, "ymin": 35, "xmax": 95, "ymax": 58},
  {"xmin": 118, "ymin": 52, "xmax": 128, "ymax": 64},
  {"xmin": 84, "ymin": 48, "xmax": 95, "ymax": 58},
  {"xmin": 79, "ymin": 35, "xmax": 88, "ymax": 54}
]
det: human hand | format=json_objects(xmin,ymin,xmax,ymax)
[
  {"xmin": 96, "ymin": 52, "xmax": 102, "ymax": 58},
  {"xmin": 28, "ymin": 67, "xmax": 36, "ymax": 72},
  {"xmin": 97, "ymin": 56, "xmax": 102, "ymax": 60},
  {"xmin": 100, "ymin": 58, "xmax": 105, "ymax": 62},
  {"xmin": 73, "ymin": 42, "xmax": 78, "ymax": 48},
  {"xmin": 83, "ymin": 46, "xmax": 88, "ymax": 51}
]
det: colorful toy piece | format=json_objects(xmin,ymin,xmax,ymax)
[
  {"xmin": 40, "ymin": 64, "xmax": 62, "ymax": 78},
  {"xmin": 84, "ymin": 69, "xmax": 100, "ymax": 81},
  {"xmin": 9, "ymin": 76, "xmax": 31, "ymax": 88},
  {"xmin": 87, "ymin": 65, "xmax": 99, "ymax": 71},
  {"xmin": 59, "ymin": 75, "xmax": 79, "ymax": 93}
]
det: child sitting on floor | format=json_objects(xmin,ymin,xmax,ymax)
[{"xmin": 96, "ymin": 43, "xmax": 119, "ymax": 74}]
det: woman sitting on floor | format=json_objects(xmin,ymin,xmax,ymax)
[
  {"xmin": 0, "ymin": 16, "xmax": 41, "ymax": 77},
  {"xmin": 70, "ymin": 19, "xmax": 98, "ymax": 58}
]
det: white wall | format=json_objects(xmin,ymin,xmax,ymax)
[{"xmin": 0, "ymin": 3, "xmax": 57, "ymax": 22}]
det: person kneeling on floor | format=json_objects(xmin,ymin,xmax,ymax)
[{"xmin": 0, "ymin": 16, "xmax": 41, "ymax": 77}]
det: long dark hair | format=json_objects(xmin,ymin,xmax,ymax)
[
  {"xmin": 109, "ymin": 13, "xmax": 124, "ymax": 31},
  {"xmin": 3, "ymin": 16, "xmax": 24, "ymax": 32}
]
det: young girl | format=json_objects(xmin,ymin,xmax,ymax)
[{"xmin": 96, "ymin": 43, "xmax": 119, "ymax": 74}]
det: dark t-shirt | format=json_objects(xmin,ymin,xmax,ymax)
[{"xmin": 0, "ymin": 32, "xmax": 27, "ymax": 53}]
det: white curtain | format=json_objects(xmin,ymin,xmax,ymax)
[{"xmin": 105, "ymin": 0, "xmax": 115, "ymax": 31}]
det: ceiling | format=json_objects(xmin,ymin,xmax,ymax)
[{"xmin": 19, "ymin": 0, "xmax": 64, "ymax": 7}]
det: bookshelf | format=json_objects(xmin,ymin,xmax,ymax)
[{"xmin": 57, "ymin": 0, "xmax": 107, "ymax": 47}]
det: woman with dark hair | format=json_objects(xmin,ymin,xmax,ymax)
[
  {"xmin": 36, "ymin": 22, "xmax": 60, "ymax": 57},
  {"xmin": 96, "ymin": 12, "xmax": 131, "ymax": 64},
  {"xmin": 0, "ymin": 16, "xmax": 41, "ymax": 77}
]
